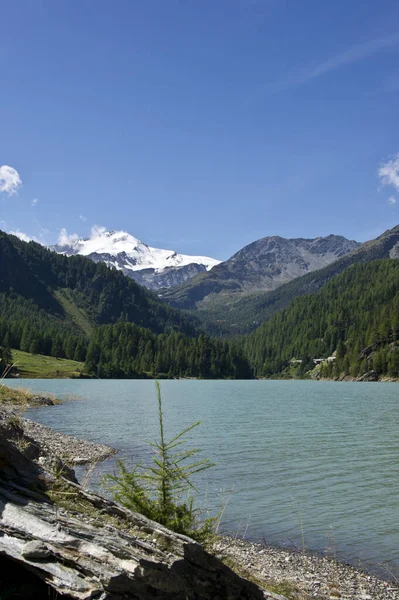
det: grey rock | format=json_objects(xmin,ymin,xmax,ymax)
[
  {"xmin": 0, "ymin": 411, "xmax": 275, "ymax": 600},
  {"xmin": 123, "ymin": 262, "xmax": 209, "ymax": 291},
  {"xmin": 358, "ymin": 370, "xmax": 379, "ymax": 382},
  {"xmin": 164, "ymin": 225, "xmax": 399, "ymax": 328},
  {"xmin": 31, "ymin": 395, "xmax": 55, "ymax": 406},
  {"xmin": 77, "ymin": 252, "xmax": 212, "ymax": 291},
  {"xmin": 21, "ymin": 540, "xmax": 51, "ymax": 559}
]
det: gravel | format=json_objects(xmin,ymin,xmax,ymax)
[
  {"xmin": 213, "ymin": 537, "xmax": 399, "ymax": 600},
  {"xmin": 21, "ymin": 417, "xmax": 116, "ymax": 464}
]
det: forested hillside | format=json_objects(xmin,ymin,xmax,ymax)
[
  {"xmin": 1, "ymin": 230, "xmax": 399, "ymax": 381},
  {"xmin": 85, "ymin": 323, "xmax": 252, "ymax": 379},
  {"xmin": 244, "ymin": 259, "xmax": 399, "ymax": 379},
  {"xmin": 0, "ymin": 230, "xmax": 250, "ymax": 379},
  {"xmin": 0, "ymin": 293, "xmax": 87, "ymax": 362},
  {"xmin": 0, "ymin": 230, "xmax": 197, "ymax": 362}
]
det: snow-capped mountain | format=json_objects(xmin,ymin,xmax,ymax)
[{"xmin": 51, "ymin": 228, "xmax": 221, "ymax": 291}]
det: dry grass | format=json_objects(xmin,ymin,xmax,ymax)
[
  {"xmin": 0, "ymin": 383, "xmax": 57, "ymax": 408},
  {"xmin": 0, "ymin": 384, "xmax": 35, "ymax": 406},
  {"xmin": 46, "ymin": 478, "xmax": 148, "ymax": 539}
]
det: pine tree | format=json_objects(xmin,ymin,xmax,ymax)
[{"xmin": 104, "ymin": 382, "xmax": 215, "ymax": 540}]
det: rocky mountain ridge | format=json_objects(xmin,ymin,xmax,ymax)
[
  {"xmin": 51, "ymin": 229, "xmax": 360, "ymax": 299},
  {"xmin": 162, "ymin": 234, "xmax": 360, "ymax": 309},
  {"xmin": 187, "ymin": 224, "xmax": 399, "ymax": 336}
]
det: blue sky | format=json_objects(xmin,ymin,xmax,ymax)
[{"xmin": 1, "ymin": 0, "xmax": 399, "ymax": 260}]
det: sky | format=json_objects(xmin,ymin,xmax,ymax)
[{"xmin": 1, "ymin": 0, "xmax": 399, "ymax": 260}]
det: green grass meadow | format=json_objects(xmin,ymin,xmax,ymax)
[{"xmin": 12, "ymin": 350, "xmax": 85, "ymax": 378}]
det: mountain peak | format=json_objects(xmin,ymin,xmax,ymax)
[
  {"xmin": 51, "ymin": 227, "xmax": 221, "ymax": 291},
  {"xmin": 162, "ymin": 233, "xmax": 361, "ymax": 310}
]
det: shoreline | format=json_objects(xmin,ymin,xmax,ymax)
[
  {"xmin": 0, "ymin": 407, "xmax": 116, "ymax": 466},
  {"xmin": 0, "ymin": 384, "xmax": 116, "ymax": 464},
  {"xmin": 4, "ymin": 373, "xmax": 399, "ymax": 382},
  {"xmin": 0, "ymin": 383, "xmax": 61, "ymax": 407},
  {"xmin": 2, "ymin": 383, "xmax": 399, "ymax": 598},
  {"xmin": 21, "ymin": 417, "xmax": 117, "ymax": 465},
  {"xmin": 213, "ymin": 536, "xmax": 399, "ymax": 600}
]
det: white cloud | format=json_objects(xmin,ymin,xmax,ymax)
[
  {"xmin": 388, "ymin": 196, "xmax": 397, "ymax": 205},
  {"xmin": 79, "ymin": 214, "xmax": 87, "ymax": 222},
  {"xmin": 31, "ymin": 198, "xmax": 38, "ymax": 207},
  {"xmin": 8, "ymin": 230, "xmax": 38, "ymax": 243},
  {"xmin": 91, "ymin": 225, "xmax": 107, "ymax": 237},
  {"xmin": 58, "ymin": 228, "xmax": 80, "ymax": 246},
  {"xmin": 269, "ymin": 32, "xmax": 399, "ymax": 93},
  {"xmin": 379, "ymin": 153, "xmax": 399, "ymax": 191},
  {"xmin": 0, "ymin": 165, "xmax": 22, "ymax": 195}
]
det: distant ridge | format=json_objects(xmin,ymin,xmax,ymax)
[
  {"xmin": 189, "ymin": 224, "xmax": 399, "ymax": 336},
  {"xmin": 162, "ymin": 234, "xmax": 360, "ymax": 310}
]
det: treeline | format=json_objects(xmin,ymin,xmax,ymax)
[
  {"xmin": 0, "ymin": 345, "xmax": 12, "ymax": 374},
  {"xmin": 0, "ymin": 293, "xmax": 87, "ymax": 361},
  {"xmin": 85, "ymin": 322, "xmax": 252, "ymax": 379},
  {"xmin": 244, "ymin": 259, "xmax": 399, "ymax": 379}
]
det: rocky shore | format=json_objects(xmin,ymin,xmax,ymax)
[
  {"xmin": 310, "ymin": 368, "xmax": 399, "ymax": 383},
  {"xmin": 0, "ymin": 408, "xmax": 277, "ymax": 600},
  {"xmin": 0, "ymin": 383, "xmax": 116, "ymax": 464},
  {"xmin": 213, "ymin": 537, "xmax": 399, "ymax": 600},
  {"xmin": 0, "ymin": 382, "xmax": 59, "ymax": 408},
  {"xmin": 20, "ymin": 417, "xmax": 117, "ymax": 464},
  {"xmin": 1, "ymin": 388, "xmax": 398, "ymax": 599}
]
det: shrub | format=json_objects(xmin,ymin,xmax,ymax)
[{"xmin": 104, "ymin": 381, "xmax": 215, "ymax": 541}]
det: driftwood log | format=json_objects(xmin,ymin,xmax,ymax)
[{"xmin": 0, "ymin": 410, "xmax": 284, "ymax": 599}]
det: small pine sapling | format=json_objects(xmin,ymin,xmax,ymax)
[{"xmin": 104, "ymin": 381, "xmax": 216, "ymax": 541}]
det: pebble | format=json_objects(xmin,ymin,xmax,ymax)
[
  {"xmin": 22, "ymin": 417, "xmax": 116, "ymax": 464},
  {"xmin": 213, "ymin": 537, "xmax": 399, "ymax": 600}
]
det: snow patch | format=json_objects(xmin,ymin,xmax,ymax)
[{"xmin": 54, "ymin": 228, "xmax": 220, "ymax": 272}]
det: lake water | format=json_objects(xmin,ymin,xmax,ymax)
[{"xmin": 6, "ymin": 379, "xmax": 399, "ymax": 578}]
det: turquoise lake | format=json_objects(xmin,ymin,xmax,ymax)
[{"xmin": 7, "ymin": 379, "xmax": 399, "ymax": 578}]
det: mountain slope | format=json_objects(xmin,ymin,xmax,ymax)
[
  {"xmin": 1, "ymin": 230, "xmax": 196, "ymax": 334},
  {"xmin": 52, "ymin": 229, "xmax": 220, "ymax": 291},
  {"xmin": 162, "ymin": 234, "xmax": 359, "ymax": 310},
  {"xmin": 243, "ymin": 258, "xmax": 399, "ymax": 379},
  {"xmin": 196, "ymin": 224, "xmax": 399, "ymax": 336},
  {"xmin": 0, "ymin": 230, "xmax": 199, "ymax": 362},
  {"xmin": 0, "ymin": 231, "xmax": 253, "ymax": 379}
]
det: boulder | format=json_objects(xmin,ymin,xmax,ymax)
[{"xmin": 358, "ymin": 370, "xmax": 379, "ymax": 382}]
